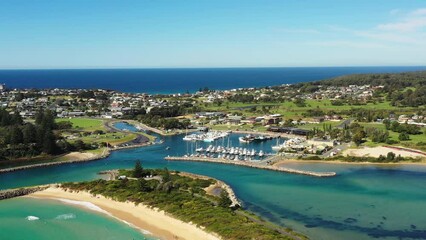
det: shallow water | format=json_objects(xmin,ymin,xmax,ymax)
[
  {"xmin": 1, "ymin": 133, "xmax": 426, "ymax": 239},
  {"xmin": 0, "ymin": 197, "xmax": 156, "ymax": 240}
]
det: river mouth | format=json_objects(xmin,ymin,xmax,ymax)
[{"xmin": 2, "ymin": 132, "xmax": 426, "ymax": 240}]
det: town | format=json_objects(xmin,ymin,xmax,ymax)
[{"xmin": 1, "ymin": 70, "xmax": 425, "ymax": 166}]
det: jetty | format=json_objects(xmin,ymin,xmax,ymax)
[
  {"xmin": 165, "ymin": 156, "xmax": 336, "ymax": 177},
  {"xmin": 0, "ymin": 185, "xmax": 50, "ymax": 200}
]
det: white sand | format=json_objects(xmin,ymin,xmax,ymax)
[{"xmin": 343, "ymin": 146, "xmax": 425, "ymax": 158}]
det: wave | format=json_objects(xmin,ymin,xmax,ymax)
[
  {"xmin": 55, "ymin": 213, "xmax": 76, "ymax": 220},
  {"xmin": 54, "ymin": 198, "xmax": 153, "ymax": 236},
  {"xmin": 55, "ymin": 198, "xmax": 111, "ymax": 215},
  {"xmin": 26, "ymin": 216, "xmax": 39, "ymax": 221}
]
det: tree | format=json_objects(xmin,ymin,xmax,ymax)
[
  {"xmin": 133, "ymin": 160, "xmax": 144, "ymax": 178},
  {"xmin": 42, "ymin": 131, "xmax": 56, "ymax": 154},
  {"xmin": 398, "ymin": 132, "xmax": 410, "ymax": 141},
  {"xmin": 35, "ymin": 108, "xmax": 44, "ymax": 125},
  {"xmin": 386, "ymin": 152, "xmax": 396, "ymax": 161},
  {"xmin": 11, "ymin": 111, "xmax": 23, "ymax": 125},
  {"xmin": 218, "ymin": 191, "xmax": 232, "ymax": 208},
  {"xmin": 22, "ymin": 123, "xmax": 37, "ymax": 144},
  {"xmin": 9, "ymin": 126, "xmax": 23, "ymax": 145},
  {"xmin": 162, "ymin": 167, "xmax": 171, "ymax": 182},
  {"xmin": 352, "ymin": 131, "xmax": 364, "ymax": 146},
  {"xmin": 138, "ymin": 179, "xmax": 152, "ymax": 192}
]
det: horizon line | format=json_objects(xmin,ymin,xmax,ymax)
[{"xmin": 1, "ymin": 65, "xmax": 426, "ymax": 71}]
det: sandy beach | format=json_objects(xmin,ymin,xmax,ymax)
[
  {"xmin": 28, "ymin": 187, "xmax": 220, "ymax": 240},
  {"xmin": 56, "ymin": 151, "xmax": 99, "ymax": 161},
  {"xmin": 342, "ymin": 146, "xmax": 426, "ymax": 159}
]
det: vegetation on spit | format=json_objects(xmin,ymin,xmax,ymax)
[
  {"xmin": 302, "ymin": 152, "xmax": 420, "ymax": 163},
  {"xmin": 62, "ymin": 161, "xmax": 306, "ymax": 240}
]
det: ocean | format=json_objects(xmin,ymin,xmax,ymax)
[
  {"xmin": 0, "ymin": 197, "xmax": 156, "ymax": 240},
  {"xmin": 1, "ymin": 132, "xmax": 426, "ymax": 240},
  {"xmin": 1, "ymin": 66, "xmax": 426, "ymax": 94}
]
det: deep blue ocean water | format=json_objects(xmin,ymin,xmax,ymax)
[{"xmin": 1, "ymin": 66, "xmax": 425, "ymax": 94}]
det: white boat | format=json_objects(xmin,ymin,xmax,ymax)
[
  {"xmin": 272, "ymin": 144, "xmax": 286, "ymax": 151},
  {"xmin": 239, "ymin": 134, "xmax": 255, "ymax": 143}
]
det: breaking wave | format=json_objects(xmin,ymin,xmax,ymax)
[
  {"xmin": 26, "ymin": 216, "xmax": 39, "ymax": 221},
  {"xmin": 55, "ymin": 213, "xmax": 76, "ymax": 220}
]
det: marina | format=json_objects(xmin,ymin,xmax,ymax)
[{"xmin": 183, "ymin": 131, "xmax": 229, "ymax": 142}]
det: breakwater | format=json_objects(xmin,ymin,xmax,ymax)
[
  {"xmin": 0, "ymin": 185, "xmax": 49, "ymax": 200},
  {"xmin": 0, "ymin": 150, "xmax": 110, "ymax": 174},
  {"xmin": 165, "ymin": 156, "xmax": 336, "ymax": 177}
]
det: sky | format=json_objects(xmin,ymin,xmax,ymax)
[{"xmin": 0, "ymin": 0, "xmax": 426, "ymax": 69}]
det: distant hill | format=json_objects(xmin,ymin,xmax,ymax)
[
  {"xmin": 293, "ymin": 71, "xmax": 426, "ymax": 107},
  {"xmin": 297, "ymin": 70, "xmax": 426, "ymax": 90}
]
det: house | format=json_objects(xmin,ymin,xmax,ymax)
[
  {"xmin": 262, "ymin": 114, "xmax": 282, "ymax": 125},
  {"xmin": 68, "ymin": 111, "xmax": 85, "ymax": 117},
  {"xmin": 312, "ymin": 117, "xmax": 325, "ymax": 123},
  {"xmin": 226, "ymin": 115, "xmax": 243, "ymax": 125},
  {"xmin": 267, "ymin": 127, "xmax": 310, "ymax": 136}
]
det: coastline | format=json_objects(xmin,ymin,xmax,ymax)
[
  {"xmin": 0, "ymin": 141, "xmax": 158, "ymax": 174},
  {"xmin": 0, "ymin": 150, "xmax": 110, "ymax": 174},
  {"xmin": 27, "ymin": 186, "xmax": 220, "ymax": 240}
]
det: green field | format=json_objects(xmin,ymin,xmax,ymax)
[
  {"xmin": 201, "ymin": 99, "xmax": 411, "ymax": 119},
  {"xmin": 78, "ymin": 132, "xmax": 137, "ymax": 146},
  {"xmin": 57, "ymin": 118, "xmax": 140, "ymax": 147},
  {"xmin": 56, "ymin": 118, "xmax": 104, "ymax": 131}
]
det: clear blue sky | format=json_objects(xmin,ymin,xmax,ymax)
[{"xmin": 1, "ymin": 0, "xmax": 425, "ymax": 69}]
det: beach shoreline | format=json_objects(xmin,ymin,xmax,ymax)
[{"xmin": 26, "ymin": 186, "xmax": 220, "ymax": 240}]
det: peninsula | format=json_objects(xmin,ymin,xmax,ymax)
[{"xmin": 23, "ymin": 164, "xmax": 306, "ymax": 240}]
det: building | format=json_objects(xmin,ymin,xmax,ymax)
[
  {"xmin": 267, "ymin": 127, "xmax": 310, "ymax": 136},
  {"xmin": 0, "ymin": 84, "xmax": 5, "ymax": 92}
]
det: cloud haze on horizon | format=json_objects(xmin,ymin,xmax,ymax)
[{"xmin": 0, "ymin": 0, "xmax": 425, "ymax": 69}]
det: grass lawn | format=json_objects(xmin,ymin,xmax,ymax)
[
  {"xmin": 75, "ymin": 132, "xmax": 137, "ymax": 146},
  {"xmin": 56, "ymin": 118, "xmax": 104, "ymax": 131}
]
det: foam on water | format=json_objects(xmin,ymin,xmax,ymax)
[
  {"xmin": 55, "ymin": 213, "xmax": 76, "ymax": 220},
  {"xmin": 56, "ymin": 198, "xmax": 110, "ymax": 214},
  {"xmin": 26, "ymin": 216, "xmax": 39, "ymax": 221}
]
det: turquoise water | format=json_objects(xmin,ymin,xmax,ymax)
[
  {"xmin": 0, "ymin": 197, "xmax": 156, "ymax": 240},
  {"xmin": 114, "ymin": 122, "xmax": 140, "ymax": 132},
  {"xmin": 1, "ymin": 133, "xmax": 426, "ymax": 239}
]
